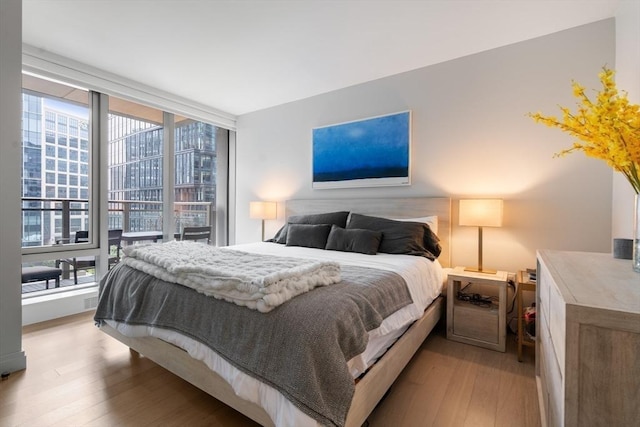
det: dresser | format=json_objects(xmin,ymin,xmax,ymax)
[{"xmin": 536, "ymin": 250, "xmax": 640, "ymax": 427}]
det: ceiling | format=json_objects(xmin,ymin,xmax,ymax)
[{"xmin": 22, "ymin": 0, "xmax": 620, "ymax": 116}]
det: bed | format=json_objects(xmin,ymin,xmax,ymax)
[{"xmin": 94, "ymin": 197, "xmax": 451, "ymax": 427}]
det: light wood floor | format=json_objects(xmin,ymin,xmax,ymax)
[{"xmin": 0, "ymin": 311, "xmax": 540, "ymax": 427}]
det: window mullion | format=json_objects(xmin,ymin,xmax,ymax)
[
  {"xmin": 163, "ymin": 112, "xmax": 175, "ymax": 241},
  {"xmin": 94, "ymin": 92, "xmax": 109, "ymax": 279}
]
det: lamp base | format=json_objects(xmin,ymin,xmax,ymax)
[{"xmin": 464, "ymin": 266, "xmax": 497, "ymax": 274}]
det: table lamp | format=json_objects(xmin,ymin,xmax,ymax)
[
  {"xmin": 249, "ymin": 201, "xmax": 277, "ymax": 241},
  {"xmin": 459, "ymin": 199, "xmax": 503, "ymax": 273}
]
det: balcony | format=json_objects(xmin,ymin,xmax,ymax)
[{"xmin": 21, "ymin": 197, "xmax": 214, "ymax": 293}]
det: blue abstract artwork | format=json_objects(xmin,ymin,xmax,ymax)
[{"xmin": 312, "ymin": 111, "xmax": 411, "ymax": 189}]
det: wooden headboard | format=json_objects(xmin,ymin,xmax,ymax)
[{"xmin": 285, "ymin": 197, "xmax": 451, "ymax": 268}]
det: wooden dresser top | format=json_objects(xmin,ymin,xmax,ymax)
[{"xmin": 537, "ymin": 250, "xmax": 640, "ymax": 315}]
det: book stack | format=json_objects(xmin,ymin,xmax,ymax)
[{"xmin": 525, "ymin": 268, "xmax": 537, "ymax": 283}]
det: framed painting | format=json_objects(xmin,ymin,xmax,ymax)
[{"xmin": 312, "ymin": 111, "xmax": 411, "ymax": 189}]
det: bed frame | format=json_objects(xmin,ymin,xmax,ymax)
[{"xmin": 100, "ymin": 197, "xmax": 451, "ymax": 426}]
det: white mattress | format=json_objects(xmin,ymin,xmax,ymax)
[{"xmin": 105, "ymin": 242, "xmax": 445, "ymax": 426}]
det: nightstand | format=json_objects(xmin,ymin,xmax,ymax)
[
  {"xmin": 446, "ymin": 267, "xmax": 508, "ymax": 352},
  {"xmin": 516, "ymin": 270, "xmax": 536, "ymax": 362}
]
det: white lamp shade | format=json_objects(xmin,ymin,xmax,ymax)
[
  {"xmin": 249, "ymin": 201, "xmax": 277, "ymax": 220},
  {"xmin": 459, "ymin": 199, "xmax": 503, "ymax": 227}
]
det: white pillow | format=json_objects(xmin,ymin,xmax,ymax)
[{"xmin": 391, "ymin": 216, "xmax": 438, "ymax": 236}]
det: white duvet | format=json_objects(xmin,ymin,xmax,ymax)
[{"xmin": 105, "ymin": 242, "xmax": 445, "ymax": 427}]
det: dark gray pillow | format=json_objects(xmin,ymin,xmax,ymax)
[
  {"xmin": 285, "ymin": 223, "xmax": 332, "ymax": 249},
  {"xmin": 268, "ymin": 211, "xmax": 350, "ymax": 244},
  {"xmin": 422, "ymin": 225, "xmax": 441, "ymax": 259},
  {"xmin": 347, "ymin": 213, "xmax": 441, "ymax": 260},
  {"xmin": 325, "ymin": 225, "xmax": 382, "ymax": 255}
]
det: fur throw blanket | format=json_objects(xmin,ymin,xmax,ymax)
[{"xmin": 121, "ymin": 241, "xmax": 341, "ymax": 312}]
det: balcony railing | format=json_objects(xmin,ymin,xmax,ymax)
[{"xmin": 21, "ymin": 197, "xmax": 215, "ymax": 247}]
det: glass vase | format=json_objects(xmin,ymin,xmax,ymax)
[{"xmin": 634, "ymin": 194, "xmax": 640, "ymax": 273}]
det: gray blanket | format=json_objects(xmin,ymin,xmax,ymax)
[{"xmin": 94, "ymin": 263, "xmax": 412, "ymax": 427}]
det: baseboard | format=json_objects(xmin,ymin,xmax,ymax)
[
  {"xmin": 0, "ymin": 350, "xmax": 27, "ymax": 374},
  {"xmin": 22, "ymin": 286, "xmax": 99, "ymax": 326}
]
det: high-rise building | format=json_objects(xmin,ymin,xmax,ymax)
[
  {"xmin": 107, "ymin": 115, "xmax": 219, "ymax": 232},
  {"xmin": 21, "ymin": 93, "xmax": 90, "ymax": 246},
  {"xmin": 107, "ymin": 114, "xmax": 164, "ymax": 232},
  {"xmin": 21, "ymin": 93, "xmax": 44, "ymax": 247},
  {"xmin": 21, "ymin": 90, "xmax": 220, "ymax": 246}
]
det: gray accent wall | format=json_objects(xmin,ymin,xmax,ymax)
[{"xmin": 235, "ymin": 19, "xmax": 615, "ymax": 273}]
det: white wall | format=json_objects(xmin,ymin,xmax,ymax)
[
  {"xmin": 0, "ymin": 0, "xmax": 26, "ymax": 374},
  {"xmin": 235, "ymin": 19, "xmax": 615, "ymax": 274},
  {"xmin": 612, "ymin": 0, "xmax": 640, "ymax": 240}
]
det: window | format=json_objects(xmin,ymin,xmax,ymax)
[
  {"xmin": 21, "ymin": 74, "xmax": 91, "ymax": 253},
  {"xmin": 69, "ymin": 118, "xmax": 78, "ymax": 135},
  {"xmin": 21, "ymin": 72, "xmax": 230, "ymax": 296},
  {"xmin": 45, "ymin": 111, "xmax": 55, "ymax": 131},
  {"xmin": 174, "ymin": 116, "xmax": 228, "ymax": 242},
  {"xmin": 108, "ymin": 97, "xmax": 164, "ymax": 233},
  {"xmin": 57, "ymin": 116, "xmax": 67, "ymax": 134}
]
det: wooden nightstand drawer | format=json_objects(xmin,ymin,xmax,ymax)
[{"xmin": 453, "ymin": 303, "xmax": 499, "ymax": 344}]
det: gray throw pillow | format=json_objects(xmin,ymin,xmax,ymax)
[
  {"xmin": 325, "ymin": 225, "xmax": 382, "ymax": 255},
  {"xmin": 269, "ymin": 211, "xmax": 350, "ymax": 244},
  {"xmin": 285, "ymin": 223, "xmax": 332, "ymax": 249},
  {"xmin": 346, "ymin": 213, "xmax": 441, "ymax": 260}
]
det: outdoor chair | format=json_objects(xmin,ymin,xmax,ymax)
[
  {"xmin": 56, "ymin": 229, "xmax": 123, "ymax": 284},
  {"xmin": 181, "ymin": 226, "xmax": 211, "ymax": 243}
]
